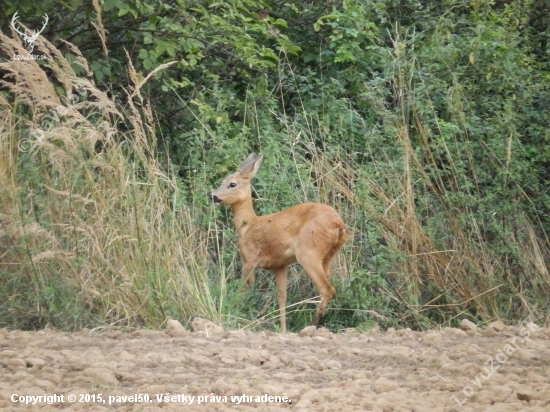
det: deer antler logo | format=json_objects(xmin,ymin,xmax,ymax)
[{"xmin": 11, "ymin": 11, "xmax": 49, "ymax": 53}]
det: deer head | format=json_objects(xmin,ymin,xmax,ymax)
[{"xmin": 211, "ymin": 153, "xmax": 263, "ymax": 205}]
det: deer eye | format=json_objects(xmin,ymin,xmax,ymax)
[{"xmin": 228, "ymin": 182, "xmax": 237, "ymax": 188}]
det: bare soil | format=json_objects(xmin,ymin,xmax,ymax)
[{"xmin": 1, "ymin": 320, "xmax": 549, "ymax": 411}]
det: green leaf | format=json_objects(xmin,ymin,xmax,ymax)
[
  {"xmin": 94, "ymin": 69, "xmax": 104, "ymax": 81},
  {"xmin": 143, "ymin": 57, "xmax": 153, "ymax": 70},
  {"xmin": 155, "ymin": 45, "xmax": 166, "ymax": 57},
  {"xmin": 188, "ymin": 38, "xmax": 205, "ymax": 50},
  {"xmin": 273, "ymin": 18, "xmax": 287, "ymax": 28},
  {"xmin": 116, "ymin": 1, "xmax": 132, "ymax": 17},
  {"xmin": 103, "ymin": 0, "xmax": 117, "ymax": 12},
  {"xmin": 260, "ymin": 47, "xmax": 278, "ymax": 61}
]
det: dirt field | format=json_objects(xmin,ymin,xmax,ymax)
[{"xmin": 1, "ymin": 318, "xmax": 549, "ymax": 411}]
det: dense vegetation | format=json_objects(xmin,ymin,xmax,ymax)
[{"xmin": 1, "ymin": 0, "xmax": 549, "ymax": 332}]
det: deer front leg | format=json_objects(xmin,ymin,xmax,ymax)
[
  {"xmin": 273, "ymin": 267, "xmax": 288, "ymax": 333},
  {"xmin": 241, "ymin": 261, "xmax": 256, "ymax": 293}
]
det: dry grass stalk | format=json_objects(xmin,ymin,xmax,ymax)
[{"xmin": 91, "ymin": 0, "xmax": 108, "ymax": 55}]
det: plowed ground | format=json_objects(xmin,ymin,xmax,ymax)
[{"xmin": 1, "ymin": 323, "xmax": 549, "ymax": 411}]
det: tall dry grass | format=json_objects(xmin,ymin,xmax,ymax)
[
  {"xmin": 0, "ymin": 29, "xmax": 221, "ymax": 330},
  {"xmin": 333, "ymin": 33, "xmax": 549, "ymax": 327}
]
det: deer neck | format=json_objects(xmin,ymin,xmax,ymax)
[{"xmin": 231, "ymin": 197, "xmax": 257, "ymax": 237}]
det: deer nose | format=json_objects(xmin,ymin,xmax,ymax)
[{"xmin": 211, "ymin": 194, "xmax": 222, "ymax": 203}]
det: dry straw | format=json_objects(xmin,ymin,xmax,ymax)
[{"xmin": 0, "ymin": 29, "xmax": 220, "ymax": 329}]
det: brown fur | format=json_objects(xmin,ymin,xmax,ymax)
[{"xmin": 212, "ymin": 153, "xmax": 349, "ymax": 333}]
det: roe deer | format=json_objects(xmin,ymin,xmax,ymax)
[{"xmin": 211, "ymin": 153, "xmax": 349, "ymax": 333}]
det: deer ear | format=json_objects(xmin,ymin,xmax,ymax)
[
  {"xmin": 238, "ymin": 153, "xmax": 257, "ymax": 170},
  {"xmin": 238, "ymin": 153, "xmax": 263, "ymax": 179}
]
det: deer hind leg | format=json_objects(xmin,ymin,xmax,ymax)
[
  {"xmin": 273, "ymin": 267, "xmax": 288, "ymax": 333},
  {"xmin": 297, "ymin": 253, "xmax": 335, "ymax": 327}
]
